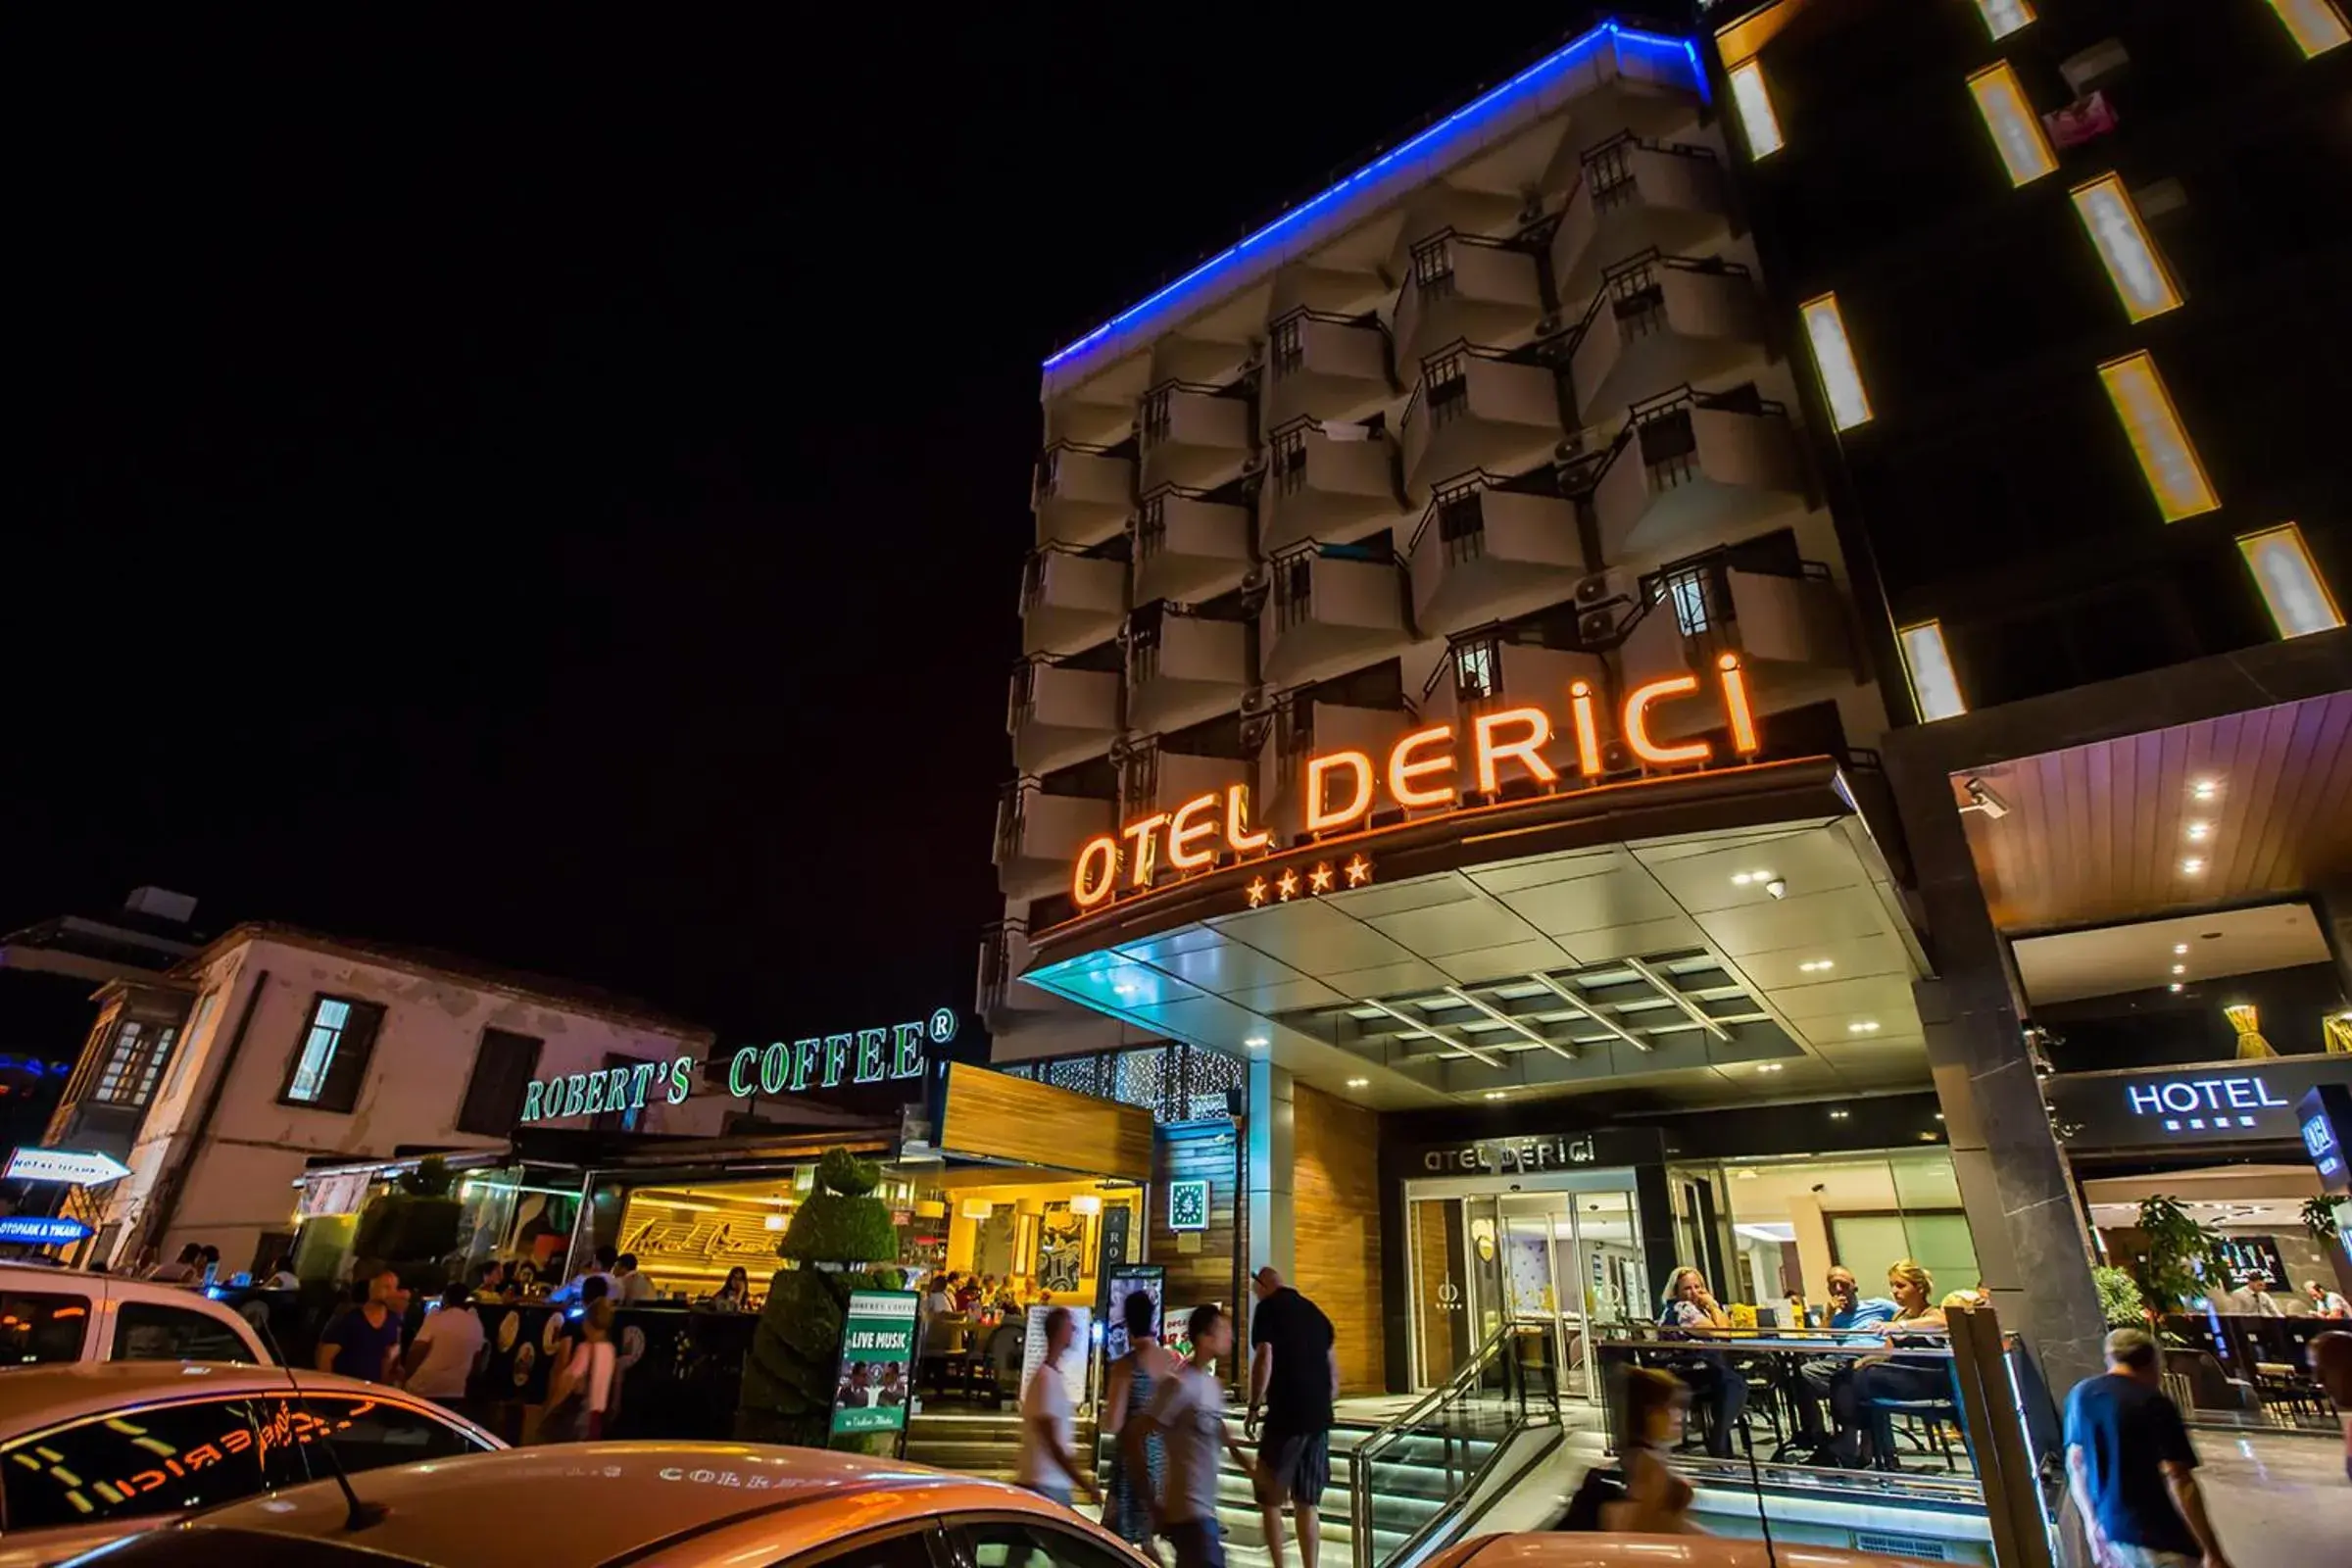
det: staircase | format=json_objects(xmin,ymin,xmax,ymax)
[{"xmin": 1213, "ymin": 1423, "xmax": 1494, "ymax": 1568}]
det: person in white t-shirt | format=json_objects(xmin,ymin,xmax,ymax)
[
  {"xmin": 1016, "ymin": 1306, "xmax": 1097, "ymax": 1508},
  {"xmin": 400, "ymin": 1282, "xmax": 488, "ymax": 1415}
]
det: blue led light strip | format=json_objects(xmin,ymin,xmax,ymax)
[{"xmin": 1042, "ymin": 19, "xmax": 1704, "ymax": 372}]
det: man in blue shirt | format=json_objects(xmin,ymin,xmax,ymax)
[
  {"xmin": 2065, "ymin": 1328, "xmax": 2231, "ymax": 1568},
  {"xmin": 1792, "ymin": 1266, "xmax": 1895, "ymax": 1456}
]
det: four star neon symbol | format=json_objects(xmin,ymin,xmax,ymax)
[
  {"xmin": 1245, "ymin": 858, "xmax": 1374, "ymax": 909},
  {"xmin": 1246, "ymin": 877, "xmax": 1270, "ymax": 907},
  {"xmin": 1344, "ymin": 855, "xmax": 1373, "ymax": 886},
  {"xmin": 1276, "ymin": 868, "xmax": 1302, "ymax": 901},
  {"xmin": 1308, "ymin": 862, "xmax": 1336, "ymax": 894}
]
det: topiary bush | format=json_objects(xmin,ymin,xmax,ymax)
[
  {"xmin": 354, "ymin": 1157, "xmax": 465, "ymax": 1291},
  {"xmin": 736, "ymin": 1147, "xmax": 903, "ymax": 1451}
]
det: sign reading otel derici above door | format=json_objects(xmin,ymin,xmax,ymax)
[{"xmin": 514, "ymin": 1007, "xmax": 958, "ymax": 1127}]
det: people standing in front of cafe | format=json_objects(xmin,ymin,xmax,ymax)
[
  {"xmin": 1129, "ymin": 1305, "xmax": 1252, "ymax": 1568},
  {"xmin": 1016, "ymin": 1306, "xmax": 1096, "ymax": 1508},
  {"xmin": 1247, "ymin": 1267, "xmax": 1338, "ymax": 1568},
  {"xmin": 1105, "ymin": 1289, "xmax": 1178, "ymax": 1563}
]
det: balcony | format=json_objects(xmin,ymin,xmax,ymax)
[
  {"xmin": 1121, "ymin": 742, "xmax": 1254, "ymax": 831},
  {"xmin": 1139, "ymin": 382, "xmax": 1252, "ymax": 492},
  {"xmin": 1035, "ymin": 441, "xmax": 1135, "ymax": 551},
  {"xmin": 1569, "ymin": 253, "xmax": 1766, "ymax": 424},
  {"xmin": 1549, "ymin": 135, "xmax": 1730, "ymax": 306},
  {"xmin": 995, "ymin": 779, "xmax": 1116, "ymax": 903},
  {"xmin": 1008, "ymin": 657, "xmax": 1121, "ymax": 776},
  {"xmin": 1406, "ymin": 475, "xmax": 1588, "ymax": 639},
  {"xmin": 1258, "ymin": 696, "xmax": 1419, "ymax": 842},
  {"xmin": 1586, "ymin": 386, "xmax": 1806, "ymax": 566},
  {"xmin": 1398, "ymin": 347, "xmax": 1567, "ymax": 502},
  {"xmin": 1617, "ymin": 558, "xmax": 1853, "ymax": 716},
  {"xmin": 1259, "ymin": 419, "xmax": 1403, "ymax": 556},
  {"xmin": 1392, "ymin": 231, "xmax": 1547, "ymax": 368},
  {"xmin": 1127, "ymin": 604, "xmax": 1253, "ymax": 737},
  {"xmin": 1421, "ymin": 635, "xmax": 1609, "ymax": 795},
  {"xmin": 1019, "ymin": 545, "xmax": 1128, "ymax": 658},
  {"xmin": 1261, "ymin": 310, "xmax": 1394, "ymax": 431},
  {"xmin": 1132, "ymin": 490, "xmax": 1251, "ymax": 607},
  {"xmin": 1269, "ymin": 262, "xmax": 1390, "ymax": 320},
  {"xmin": 1259, "ymin": 542, "xmax": 1411, "ymax": 688},
  {"xmin": 978, "ymin": 920, "xmax": 1054, "ymax": 1027}
]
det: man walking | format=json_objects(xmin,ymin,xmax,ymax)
[
  {"xmin": 1127, "ymin": 1304, "xmax": 1250, "ymax": 1568},
  {"xmin": 1247, "ymin": 1267, "xmax": 1338, "ymax": 1568},
  {"xmin": 2066, "ymin": 1328, "xmax": 2232, "ymax": 1568},
  {"xmin": 1016, "ymin": 1306, "xmax": 1096, "ymax": 1508}
]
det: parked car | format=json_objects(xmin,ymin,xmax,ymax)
[
  {"xmin": 0, "ymin": 1361, "xmax": 501, "ymax": 1566},
  {"xmin": 66, "ymin": 1442, "xmax": 1152, "ymax": 1568},
  {"xmin": 0, "ymin": 1264, "xmax": 270, "ymax": 1368},
  {"xmin": 1425, "ymin": 1533, "xmax": 1947, "ymax": 1568}
]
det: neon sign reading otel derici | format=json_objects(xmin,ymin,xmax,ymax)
[{"xmin": 1069, "ymin": 655, "xmax": 1763, "ymax": 911}]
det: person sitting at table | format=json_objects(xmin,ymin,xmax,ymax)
[
  {"xmin": 1792, "ymin": 1266, "xmax": 1896, "ymax": 1457},
  {"xmin": 1841, "ymin": 1259, "xmax": 1951, "ymax": 1470},
  {"xmin": 1657, "ymin": 1265, "xmax": 1748, "ymax": 1458},
  {"xmin": 956, "ymin": 1273, "xmax": 984, "ymax": 1314},
  {"xmin": 921, "ymin": 1279, "xmax": 968, "ymax": 1396}
]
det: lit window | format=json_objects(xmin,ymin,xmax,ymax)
[
  {"xmin": 92, "ymin": 1020, "xmax": 180, "ymax": 1106},
  {"xmin": 1799, "ymin": 292, "xmax": 1873, "ymax": 430},
  {"xmin": 1898, "ymin": 620, "xmax": 1968, "ymax": 722},
  {"xmin": 1966, "ymin": 62, "xmax": 2057, "ymax": 186},
  {"xmin": 1727, "ymin": 61, "xmax": 1784, "ymax": 159},
  {"xmin": 1453, "ymin": 641, "xmax": 1496, "ymax": 699},
  {"xmin": 2097, "ymin": 352, "xmax": 2219, "ymax": 522},
  {"xmin": 287, "ymin": 1000, "xmax": 350, "ymax": 1102},
  {"xmin": 2070, "ymin": 175, "xmax": 2182, "ymax": 322},
  {"xmin": 2264, "ymin": 0, "xmax": 2350, "ymax": 56},
  {"xmin": 280, "ymin": 995, "xmax": 384, "ymax": 1112},
  {"xmin": 1662, "ymin": 568, "xmax": 1714, "ymax": 635},
  {"xmin": 2237, "ymin": 524, "xmax": 2344, "ymax": 638},
  {"xmin": 1974, "ymin": 0, "xmax": 2034, "ymax": 37}
]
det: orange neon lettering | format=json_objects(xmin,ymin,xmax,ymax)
[
  {"xmin": 1121, "ymin": 813, "xmax": 1171, "ymax": 887},
  {"xmin": 1568, "ymin": 681, "xmax": 1604, "ymax": 777},
  {"xmin": 1389, "ymin": 725, "xmax": 1458, "ymax": 808},
  {"xmin": 1623, "ymin": 675, "xmax": 1712, "ymax": 766},
  {"xmin": 1072, "ymin": 835, "xmax": 1119, "ymax": 908},
  {"xmin": 1166, "ymin": 793, "xmax": 1222, "ymax": 870},
  {"xmin": 1717, "ymin": 654, "xmax": 1760, "ymax": 755},
  {"xmin": 1225, "ymin": 783, "xmax": 1271, "ymax": 852},
  {"xmin": 1472, "ymin": 707, "xmax": 1558, "ymax": 795},
  {"xmin": 1303, "ymin": 752, "xmax": 1374, "ymax": 833}
]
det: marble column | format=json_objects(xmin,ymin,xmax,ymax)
[{"xmin": 1248, "ymin": 1057, "xmax": 1296, "ymax": 1285}]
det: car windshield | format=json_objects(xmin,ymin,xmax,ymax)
[{"xmin": 55, "ymin": 1528, "xmax": 430, "ymax": 1567}]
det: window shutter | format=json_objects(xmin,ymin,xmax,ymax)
[
  {"xmin": 457, "ymin": 1029, "xmax": 543, "ymax": 1135},
  {"xmin": 315, "ymin": 1001, "xmax": 385, "ymax": 1113}
]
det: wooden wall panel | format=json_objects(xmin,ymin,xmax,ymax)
[
  {"xmin": 1294, "ymin": 1083, "xmax": 1386, "ymax": 1394},
  {"xmin": 1151, "ymin": 1122, "xmax": 1241, "ymax": 1328},
  {"xmin": 937, "ymin": 1062, "xmax": 1154, "ymax": 1181}
]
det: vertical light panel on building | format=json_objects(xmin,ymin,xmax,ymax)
[
  {"xmin": 2070, "ymin": 175, "xmax": 2182, "ymax": 322},
  {"xmin": 1966, "ymin": 62, "xmax": 2057, "ymax": 185},
  {"xmin": 1728, "ymin": 60, "xmax": 1785, "ymax": 159},
  {"xmin": 1798, "ymin": 293, "xmax": 1873, "ymax": 429},
  {"xmin": 2265, "ymin": 0, "xmax": 2351, "ymax": 56},
  {"xmin": 1973, "ymin": 0, "xmax": 2035, "ymax": 39},
  {"xmin": 2098, "ymin": 352, "xmax": 2219, "ymax": 522},
  {"xmin": 1898, "ymin": 621, "xmax": 1968, "ymax": 722},
  {"xmin": 2237, "ymin": 525, "xmax": 2345, "ymax": 638}
]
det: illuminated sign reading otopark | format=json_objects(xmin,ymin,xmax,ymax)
[
  {"xmin": 515, "ymin": 1007, "xmax": 958, "ymax": 1126},
  {"xmin": 1070, "ymin": 655, "xmax": 1763, "ymax": 910}
]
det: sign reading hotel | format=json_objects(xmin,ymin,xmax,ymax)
[
  {"xmin": 1068, "ymin": 656, "xmax": 1762, "ymax": 911},
  {"xmin": 516, "ymin": 1006, "xmax": 957, "ymax": 1127}
]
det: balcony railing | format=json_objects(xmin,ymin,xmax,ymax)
[
  {"xmin": 1140, "ymin": 379, "xmax": 1254, "ymax": 491},
  {"xmin": 1262, "ymin": 306, "xmax": 1395, "ymax": 429},
  {"xmin": 1573, "ymin": 381, "xmax": 1804, "ymax": 564},
  {"xmin": 1398, "ymin": 342, "xmax": 1569, "ymax": 503},
  {"xmin": 1549, "ymin": 133, "xmax": 1729, "ymax": 302},
  {"xmin": 1393, "ymin": 229, "xmax": 1546, "ymax": 366},
  {"xmin": 1033, "ymin": 439, "xmax": 1136, "ymax": 551}
]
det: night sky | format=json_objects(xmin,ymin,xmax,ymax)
[{"xmin": 10, "ymin": 11, "xmax": 1615, "ymax": 1044}]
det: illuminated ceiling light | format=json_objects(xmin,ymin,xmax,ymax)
[
  {"xmin": 1798, "ymin": 959, "xmax": 1835, "ymax": 973},
  {"xmin": 1346, "ymin": 1077, "xmax": 1370, "ymax": 1089},
  {"xmin": 2180, "ymin": 858, "xmax": 2206, "ymax": 875},
  {"xmin": 1966, "ymin": 61, "xmax": 2058, "ymax": 185},
  {"xmin": 2098, "ymin": 352, "xmax": 2220, "ymax": 522},
  {"xmin": 1847, "ymin": 1020, "xmax": 1882, "ymax": 1035},
  {"xmin": 2190, "ymin": 778, "xmax": 2221, "ymax": 801},
  {"xmin": 2184, "ymin": 820, "xmax": 2212, "ymax": 843},
  {"xmin": 2169, "ymin": 982, "xmax": 2184, "ymax": 993},
  {"xmin": 1727, "ymin": 60, "xmax": 1785, "ymax": 160},
  {"xmin": 1897, "ymin": 620, "xmax": 1968, "ymax": 721},
  {"xmin": 1483, "ymin": 1090, "xmax": 1509, "ymax": 1101},
  {"xmin": 1828, "ymin": 1107, "xmax": 1851, "ymax": 1120},
  {"xmin": 2264, "ymin": 0, "xmax": 2351, "ymax": 56},
  {"xmin": 1973, "ymin": 0, "xmax": 2035, "ymax": 39},
  {"xmin": 762, "ymin": 1213, "xmax": 788, "ymax": 1232},
  {"xmin": 1069, "ymin": 1194, "xmax": 1103, "ymax": 1216},
  {"xmin": 1755, "ymin": 1062, "xmax": 1784, "ymax": 1074},
  {"xmin": 2070, "ymin": 175, "xmax": 2182, "ymax": 322},
  {"xmin": 2173, "ymin": 944, "xmax": 2189, "ymax": 956},
  {"xmin": 2238, "ymin": 524, "xmax": 2345, "ymax": 638},
  {"xmin": 958, "ymin": 1200, "xmax": 995, "ymax": 1220},
  {"xmin": 1799, "ymin": 293, "xmax": 1873, "ymax": 430},
  {"xmin": 1735, "ymin": 1168, "xmax": 1758, "ymax": 1179},
  {"xmin": 2171, "ymin": 964, "xmax": 2186, "ymax": 975}
]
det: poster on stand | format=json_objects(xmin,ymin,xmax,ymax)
[
  {"xmin": 1017, "ymin": 1303, "xmax": 1092, "ymax": 1408},
  {"xmin": 1102, "ymin": 1264, "xmax": 1165, "ymax": 1362},
  {"xmin": 829, "ymin": 1290, "xmax": 919, "ymax": 1440}
]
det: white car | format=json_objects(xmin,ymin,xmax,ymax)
[
  {"xmin": 0, "ymin": 1263, "xmax": 270, "ymax": 1368},
  {"xmin": 0, "ymin": 1361, "xmax": 502, "ymax": 1566}
]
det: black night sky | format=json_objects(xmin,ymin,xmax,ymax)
[{"xmin": 9, "ymin": 12, "xmax": 1612, "ymax": 1044}]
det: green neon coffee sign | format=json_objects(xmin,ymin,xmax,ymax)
[{"xmin": 515, "ymin": 1007, "xmax": 957, "ymax": 1127}]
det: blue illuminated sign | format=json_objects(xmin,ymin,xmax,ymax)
[
  {"xmin": 2300, "ymin": 1084, "xmax": 2352, "ymax": 1196},
  {"xmin": 1040, "ymin": 18, "xmax": 1706, "ymax": 372},
  {"xmin": 0, "ymin": 1216, "xmax": 93, "ymax": 1246}
]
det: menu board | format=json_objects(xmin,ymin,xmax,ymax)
[
  {"xmin": 1017, "ymin": 1303, "xmax": 1092, "ymax": 1409},
  {"xmin": 829, "ymin": 1290, "xmax": 918, "ymax": 1440},
  {"xmin": 1102, "ymin": 1264, "xmax": 1164, "ymax": 1362}
]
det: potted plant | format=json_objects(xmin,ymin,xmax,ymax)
[{"xmin": 2092, "ymin": 1265, "xmax": 2146, "ymax": 1329}]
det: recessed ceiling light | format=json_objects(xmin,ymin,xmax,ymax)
[
  {"xmin": 1734, "ymin": 1168, "xmax": 1757, "ymax": 1180},
  {"xmin": 2171, "ymin": 964, "xmax": 2185, "ymax": 975},
  {"xmin": 2184, "ymin": 820, "xmax": 2212, "ymax": 842},
  {"xmin": 1829, "ymin": 1107, "xmax": 1850, "ymax": 1120},
  {"xmin": 2173, "ymin": 944, "xmax": 2189, "ymax": 955},
  {"xmin": 1483, "ymin": 1090, "xmax": 1508, "ymax": 1101},
  {"xmin": 2169, "ymin": 982, "xmax": 2183, "ymax": 993},
  {"xmin": 1243, "ymin": 1035, "xmax": 1268, "ymax": 1049},
  {"xmin": 1847, "ymin": 1020, "xmax": 1882, "ymax": 1035},
  {"xmin": 1934, "ymin": 1111, "xmax": 1945, "ymax": 1121},
  {"xmin": 2190, "ymin": 778, "xmax": 2219, "ymax": 801},
  {"xmin": 1756, "ymin": 1061, "xmax": 1784, "ymax": 1073},
  {"xmin": 1346, "ymin": 1076, "xmax": 1369, "ymax": 1089},
  {"xmin": 1798, "ymin": 959, "xmax": 1835, "ymax": 973},
  {"xmin": 2180, "ymin": 858, "xmax": 2205, "ymax": 874}
]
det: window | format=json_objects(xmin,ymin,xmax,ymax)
[
  {"xmin": 2265, "ymin": 0, "xmax": 2350, "ymax": 57},
  {"xmin": 2097, "ymin": 351, "xmax": 2219, "ymax": 522},
  {"xmin": 0, "ymin": 1291, "xmax": 91, "ymax": 1365},
  {"xmin": 1453, "ymin": 641, "xmax": 1496, "ymax": 700},
  {"xmin": 1663, "ymin": 568, "xmax": 1715, "ymax": 636},
  {"xmin": 1423, "ymin": 355, "xmax": 1468, "ymax": 428},
  {"xmin": 1141, "ymin": 389, "xmax": 1171, "ymax": 445},
  {"xmin": 291, "ymin": 1394, "xmax": 490, "ymax": 1475},
  {"xmin": 1270, "ymin": 317, "xmax": 1302, "ymax": 377},
  {"xmin": 1965, "ymin": 62, "xmax": 2057, "ymax": 186},
  {"xmin": 788, "ymin": 1527, "xmax": 941, "ymax": 1568},
  {"xmin": 949, "ymin": 1516, "xmax": 1137, "ymax": 1568},
  {"xmin": 592, "ymin": 1053, "xmax": 658, "ymax": 1134},
  {"xmin": 456, "ymin": 1027, "xmax": 543, "ymax": 1136},
  {"xmin": 1727, "ymin": 61, "xmax": 1783, "ymax": 159},
  {"xmin": 1271, "ymin": 427, "xmax": 1308, "ymax": 497},
  {"xmin": 113, "ymin": 1300, "xmax": 258, "ymax": 1365},
  {"xmin": 2070, "ymin": 175, "xmax": 2181, "ymax": 323},
  {"xmin": 1798, "ymin": 293, "xmax": 1873, "ymax": 430},
  {"xmin": 1409, "ymin": 233, "xmax": 1455, "ymax": 296},
  {"xmin": 2237, "ymin": 524, "xmax": 2344, "ymax": 639},
  {"xmin": 1972, "ymin": 0, "xmax": 2034, "ymax": 40},
  {"xmin": 1898, "ymin": 620, "xmax": 1968, "ymax": 722},
  {"xmin": 279, "ymin": 995, "xmax": 386, "ymax": 1112},
  {"xmin": 92, "ymin": 1018, "xmax": 180, "ymax": 1106},
  {"xmin": 0, "ymin": 1397, "xmax": 270, "ymax": 1529}
]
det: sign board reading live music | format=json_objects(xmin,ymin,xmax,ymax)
[
  {"xmin": 1067, "ymin": 656, "xmax": 1763, "ymax": 911},
  {"xmin": 4, "ymin": 1148, "xmax": 132, "ymax": 1185},
  {"xmin": 2045, "ymin": 1055, "xmax": 2352, "ymax": 1151},
  {"xmin": 828, "ymin": 1290, "xmax": 918, "ymax": 1441}
]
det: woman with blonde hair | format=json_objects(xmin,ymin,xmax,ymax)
[
  {"xmin": 1843, "ymin": 1259, "xmax": 1952, "ymax": 1469},
  {"xmin": 1655, "ymin": 1264, "xmax": 1747, "ymax": 1458}
]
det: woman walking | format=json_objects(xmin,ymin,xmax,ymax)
[{"xmin": 1105, "ymin": 1291, "xmax": 1178, "ymax": 1562}]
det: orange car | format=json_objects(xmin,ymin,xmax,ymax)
[{"xmin": 70, "ymin": 1442, "xmax": 1156, "ymax": 1568}]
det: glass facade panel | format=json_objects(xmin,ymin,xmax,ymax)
[{"xmin": 1719, "ymin": 1149, "xmax": 1979, "ymax": 1318}]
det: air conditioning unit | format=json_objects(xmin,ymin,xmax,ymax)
[
  {"xmin": 1574, "ymin": 570, "xmax": 1618, "ymax": 606},
  {"xmin": 1238, "ymin": 684, "xmax": 1273, "ymax": 716},
  {"xmin": 1579, "ymin": 609, "xmax": 1619, "ymax": 645}
]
